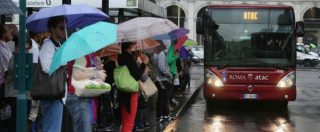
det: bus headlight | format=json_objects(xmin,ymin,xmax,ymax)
[
  {"xmin": 277, "ymin": 71, "xmax": 295, "ymax": 88},
  {"xmin": 205, "ymin": 69, "xmax": 224, "ymax": 88}
]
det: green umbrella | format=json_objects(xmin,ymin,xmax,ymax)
[
  {"xmin": 310, "ymin": 43, "xmax": 317, "ymax": 49},
  {"xmin": 183, "ymin": 39, "xmax": 197, "ymax": 47},
  {"xmin": 183, "ymin": 39, "xmax": 197, "ymax": 50}
]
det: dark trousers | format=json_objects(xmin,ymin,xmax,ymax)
[
  {"xmin": 0, "ymin": 82, "xmax": 9, "ymax": 132},
  {"xmin": 6, "ymin": 97, "xmax": 16, "ymax": 132},
  {"xmin": 180, "ymin": 74, "xmax": 190, "ymax": 93},
  {"xmin": 135, "ymin": 102, "xmax": 150, "ymax": 128},
  {"xmin": 97, "ymin": 92, "xmax": 114, "ymax": 127},
  {"xmin": 155, "ymin": 81, "xmax": 170, "ymax": 118},
  {"xmin": 61, "ymin": 105, "xmax": 73, "ymax": 132}
]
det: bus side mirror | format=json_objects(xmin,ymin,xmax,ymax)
[
  {"xmin": 296, "ymin": 21, "xmax": 304, "ymax": 37},
  {"xmin": 196, "ymin": 18, "xmax": 204, "ymax": 34},
  {"xmin": 210, "ymin": 22, "xmax": 219, "ymax": 30}
]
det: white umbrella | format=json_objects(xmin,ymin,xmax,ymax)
[{"xmin": 117, "ymin": 17, "xmax": 179, "ymax": 42}]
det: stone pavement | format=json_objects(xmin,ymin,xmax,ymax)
[{"xmin": 105, "ymin": 68, "xmax": 204, "ymax": 132}]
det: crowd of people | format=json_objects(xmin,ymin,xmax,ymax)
[{"xmin": 0, "ymin": 15, "xmax": 193, "ymax": 132}]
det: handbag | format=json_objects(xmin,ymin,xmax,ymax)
[
  {"xmin": 31, "ymin": 63, "xmax": 67, "ymax": 100},
  {"xmin": 139, "ymin": 77, "xmax": 158, "ymax": 99},
  {"xmin": 72, "ymin": 77, "xmax": 111, "ymax": 97},
  {"xmin": 114, "ymin": 66, "xmax": 138, "ymax": 93}
]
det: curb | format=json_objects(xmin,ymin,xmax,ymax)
[
  {"xmin": 173, "ymin": 83, "xmax": 203, "ymax": 118},
  {"xmin": 296, "ymin": 68, "xmax": 320, "ymax": 71},
  {"xmin": 164, "ymin": 81, "xmax": 204, "ymax": 131}
]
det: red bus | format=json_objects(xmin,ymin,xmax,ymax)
[{"xmin": 197, "ymin": 5, "xmax": 305, "ymax": 107}]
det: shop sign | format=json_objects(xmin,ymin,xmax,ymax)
[{"xmin": 12, "ymin": 0, "xmax": 62, "ymax": 7}]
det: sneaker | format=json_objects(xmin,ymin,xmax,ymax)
[
  {"xmin": 156, "ymin": 116, "xmax": 163, "ymax": 122},
  {"xmin": 170, "ymin": 113, "xmax": 176, "ymax": 119},
  {"xmin": 163, "ymin": 116, "xmax": 172, "ymax": 122},
  {"xmin": 176, "ymin": 93, "xmax": 183, "ymax": 97},
  {"xmin": 104, "ymin": 124, "xmax": 114, "ymax": 132},
  {"xmin": 169, "ymin": 105, "xmax": 174, "ymax": 111},
  {"xmin": 135, "ymin": 126, "xmax": 145, "ymax": 131},
  {"xmin": 172, "ymin": 98, "xmax": 179, "ymax": 105},
  {"xmin": 144, "ymin": 122, "xmax": 150, "ymax": 129}
]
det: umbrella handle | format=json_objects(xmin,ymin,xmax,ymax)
[
  {"xmin": 64, "ymin": 17, "xmax": 68, "ymax": 39},
  {"xmin": 141, "ymin": 40, "xmax": 144, "ymax": 50}
]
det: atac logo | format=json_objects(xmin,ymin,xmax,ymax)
[{"xmin": 248, "ymin": 74, "xmax": 253, "ymax": 80}]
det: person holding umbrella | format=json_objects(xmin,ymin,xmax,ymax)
[
  {"xmin": 38, "ymin": 16, "xmax": 66, "ymax": 132},
  {"xmin": 118, "ymin": 42, "xmax": 149, "ymax": 132},
  {"xmin": 0, "ymin": 24, "xmax": 13, "ymax": 132},
  {"xmin": 152, "ymin": 44, "xmax": 173, "ymax": 122}
]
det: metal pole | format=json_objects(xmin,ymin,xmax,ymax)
[
  {"xmin": 27, "ymin": 8, "xmax": 33, "ymax": 16},
  {"xmin": 118, "ymin": 9, "xmax": 124, "ymax": 23},
  {"xmin": 177, "ymin": 6, "xmax": 181, "ymax": 27},
  {"xmin": 102, "ymin": 0, "xmax": 109, "ymax": 16},
  {"xmin": 17, "ymin": 0, "xmax": 27, "ymax": 131},
  {"xmin": 0, "ymin": 15, "xmax": 5, "ymax": 25},
  {"xmin": 62, "ymin": 0, "xmax": 71, "ymax": 4}
]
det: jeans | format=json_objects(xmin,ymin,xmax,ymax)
[
  {"xmin": 135, "ymin": 102, "xmax": 150, "ymax": 128},
  {"xmin": 66, "ymin": 94, "xmax": 91, "ymax": 132},
  {"xmin": 29, "ymin": 100, "xmax": 39, "ymax": 121},
  {"xmin": 40, "ymin": 99, "xmax": 64, "ymax": 132}
]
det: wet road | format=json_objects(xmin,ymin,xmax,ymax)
[{"xmin": 167, "ymin": 68, "xmax": 320, "ymax": 132}]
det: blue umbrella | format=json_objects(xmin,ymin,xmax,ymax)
[
  {"xmin": 27, "ymin": 4, "xmax": 108, "ymax": 32},
  {"xmin": 179, "ymin": 47, "xmax": 190, "ymax": 60},
  {"xmin": 49, "ymin": 22, "xmax": 117, "ymax": 75}
]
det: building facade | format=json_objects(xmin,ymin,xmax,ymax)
[{"xmin": 157, "ymin": 0, "xmax": 320, "ymax": 45}]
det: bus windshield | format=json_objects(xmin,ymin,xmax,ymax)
[{"xmin": 204, "ymin": 8, "xmax": 295, "ymax": 67}]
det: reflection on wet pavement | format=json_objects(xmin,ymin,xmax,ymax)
[{"xmin": 171, "ymin": 70, "xmax": 320, "ymax": 132}]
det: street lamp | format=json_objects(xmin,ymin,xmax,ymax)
[{"xmin": 177, "ymin": 0, "xmax": 180, "ymax": 27}]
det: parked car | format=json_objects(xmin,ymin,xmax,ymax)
[
  {"xmin": 296, "ymin": 43, "xmax": 320, "ymax": 67},
  {"xmin": 311, "ymin": 46, "xmax": 320, "ymax": 56},
  {"xmin": 191, "ymin": 46, "xmax": 204, "ymax": 60}
]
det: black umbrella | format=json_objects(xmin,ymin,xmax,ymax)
[{"xmin": 0, "ymin": 0, "xmax": 22, "ymax": 15}]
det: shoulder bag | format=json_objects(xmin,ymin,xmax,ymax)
[
  {"xmin": 139, "ymin": 77, "xmax": 158, "ymax": 99},
  {"xmin": 114, "ymin": 66, "xmax": 139, "ymax": 93},
  {"xmin": 31, "ymin": 63, "xmax": 67, "ymax": 100}
]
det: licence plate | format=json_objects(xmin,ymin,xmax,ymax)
[{"xmin": 243, "ymin": 94, "xmax": 257, "ymax": 99}]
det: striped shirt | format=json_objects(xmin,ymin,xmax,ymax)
[{"xmin": 0, "ymin": 40, "xmax": 12, "ymax": 85}]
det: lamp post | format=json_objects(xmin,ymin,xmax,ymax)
[{"xmin": 177, "ymin": 0, "xmax": 180, "ymax": 27}]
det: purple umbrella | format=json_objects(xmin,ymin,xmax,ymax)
[
  {"xmin": 171, "ymin": 28, "xmax": 189, "ymax": 39},
  {"xmin": 153, "ymin": 28, "xmax": 189, "ymax": 40},
  {"xmin": 26, "ymin": 4, "xmax": 109, "ymax": 32}
]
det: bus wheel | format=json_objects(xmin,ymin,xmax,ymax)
[
  {"xmin": 206, "ymin": 100, "xmax": 217, "ymax": 109},
  {"xmin": 303, "ymin": 60, "xmax": 312, "ymax": 67}
]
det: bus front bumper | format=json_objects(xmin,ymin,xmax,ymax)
[{"xmin": 203, "ymin": 84, "xmax": 296, "ymax": 101}]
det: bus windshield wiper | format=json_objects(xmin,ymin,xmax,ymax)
[
  {"xmin": 217, "ymin": 63, "xmax": 229, "ymax": 70},
  {"xmin": 254, "ymin": 63, "xmax": 289, "ymax": 70}
]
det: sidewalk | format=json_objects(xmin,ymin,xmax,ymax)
[
  {"xmin": 148, "ymin": 78, "xmax": 204, "ymax": 132},
  {"xmin": 106, "ymin": 73, "xmax": 204, "ymax": 132},
  {"xmin": 296, "ymin": 64, "xmax": 320, "ymax": 71}
]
